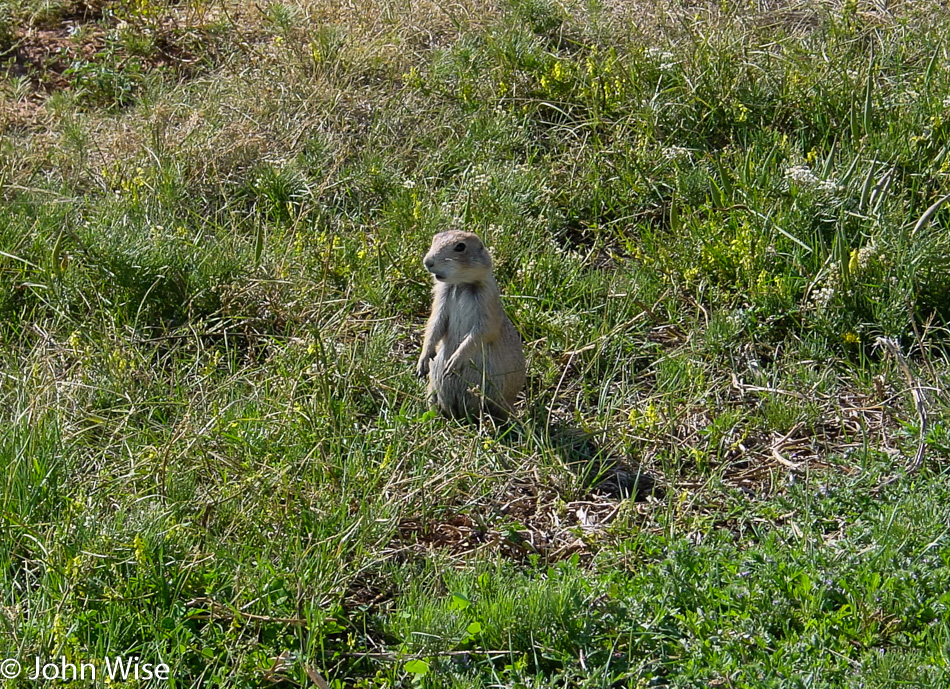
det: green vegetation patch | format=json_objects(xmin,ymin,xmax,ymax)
[{"xmin": 0, "ymin": 0, "xmax": 949, "ymax": 686}]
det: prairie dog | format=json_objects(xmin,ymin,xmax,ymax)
[{"xmin": 416, "ymin": 230, "xmax": 526, "ymax": 419}]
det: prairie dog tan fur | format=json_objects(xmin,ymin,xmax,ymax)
[{"xmin": 416, "ymin": 230, "xmax": 526, "ymax": 419}]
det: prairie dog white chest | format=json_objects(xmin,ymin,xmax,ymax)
[{"xmin": 439, "ymin": 283, "xmax": 497, "ymax": 348}]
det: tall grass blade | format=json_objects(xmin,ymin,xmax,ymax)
[
  {"xmin": 870, "ymin": 168, "xmax": 894, "ymax": 215},
  {"xmin": 820, "ymin": 142, "xmax": 837, "ymax": 178},
  {"xmin": 840, "ymin": 153, "xmax": 861, "ymax": 187},
  {"xmin": 912, "ymin": 192, "xmax": 950, "ymax": 236},
  {"xmin": 255, "ymin": 222, "xmax": 265, "ymax": 266},
  {"xmin": 709, "ymin": 177, "xmax": 725, "ymax": 208},
  {"xmin": 924, "ymin": 44, "xmax": 940, "ymax": 91},
  {"xmin": 751, "ymin": 209, "xmax": 811, "ymax": 252},
  {"xmin": 51, "ymin": 228, "xmax": 64, "ymax": 276},
  {"xmin": 713, "ymin": 157, "xmax": 733, "ymax": 201},
  {"xmin": 0, "ymin": 250, "xmax": 39, "ymax": 269},
  {"xmin": 849, "ymin": 97, "xmax": 859, "ymax": 141},
  {"xmin": 834, "ymin": 221, "xmax": 851, "ymax": 290},
  {"xmin": 862, "ymin": 62, "xmax": 874, "ymax": 135},
  {"xmin": 757, "ymin": 144, "xmax": 780, "ymax": 186},
  {"xmin": 859, "ymin": 162, "xmax": 877, "ymax": 211}
]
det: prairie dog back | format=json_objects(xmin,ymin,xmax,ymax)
[{"xmin": 416, "ymin": 231, "xmax": 526, "ymax": 419}]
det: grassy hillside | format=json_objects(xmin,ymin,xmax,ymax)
[{"xmin": 1, "ymin": 0, "xmax": 950, "ymax": 686}]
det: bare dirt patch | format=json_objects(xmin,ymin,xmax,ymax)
[
  {"xmin": 390, "ymin": 470, "xmax": 658, "ymax": 564},
  {"xmin": 0, "ymin": 0, "xmax": 217, "ymax": 129}
]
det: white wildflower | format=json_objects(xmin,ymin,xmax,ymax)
[
  {"xmin": 662, "ymin": 145, "xmax": 690, "ymax": 161},
  {"xmin": 855, "ymin": 243, "xmax": 878, "ymax": 270},
  {"xmin": 785, "ymin": 165, "xmax": 839, "ymax": 193},
  {"xmin": 810, "ymin": 285, "xmax": 835, "ymax": 308},
  {"xmin": 646, "ymin": 47, "xmax": 675, "ymax": 62},
  {"xmin": 784, "ymin": 165, "xmax": 820, "ymax": 185}
]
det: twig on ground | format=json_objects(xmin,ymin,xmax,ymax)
[
  {"xmin": 184, "ymin": 597, "xmax": 309, "ymax": 626},
  {"xmin": 341, "ymin": 649, "xmax": 513, "ymax": 660},
  {"xmin": 875, "ymin": 337, "xmax": 927, "ymax": 472}
]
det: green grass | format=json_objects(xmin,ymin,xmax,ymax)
[{"xmin": 2, "ymin": 0, "xmax": 950, "ymax": 686}]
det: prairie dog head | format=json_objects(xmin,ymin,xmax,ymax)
[{"xmin": 423, "ymin": 230, "xmax": 493, "ymax": 285}]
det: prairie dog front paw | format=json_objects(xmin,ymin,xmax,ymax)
[{"xmin": 416, "ymin": 355, "xmax": 431, "ymax": 378}]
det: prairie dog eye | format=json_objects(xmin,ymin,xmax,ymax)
[{"xmin": 453, "ymin": 242, "xmax": 466, "ymax": 252}]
